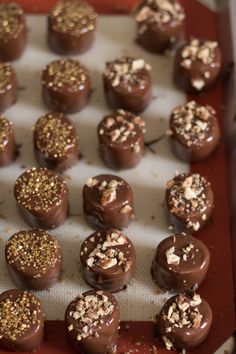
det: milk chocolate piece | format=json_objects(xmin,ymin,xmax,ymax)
[
  {"xmin": 98, "ymin": 109, "xmax": 146, "ymax": 170},
  {"xmin": 65, "ymin": 290, "xmax": 120, "ymax": 354},
  {"xmin": 6, "ymin": 230, "xmax": 62, "ymax": 290},
  {"xmin": 174, "ymin": 38, "xmax": 222, "ymax": 93},
  {"xmin": 81, "ymin": 229, "xmax": 136, "ymax": 292},
  {"xmin": 0, "ymin": 3, "xmax": 27, "ymax": 61},
  {"xmin": 152, "ymin": 233, "xmax": 210, "ymax": 292},
  {"xmin": 0, "ymin": 62, "xmax": 17, "ymax": 113},
  {"xmin": 136, "ymin": 0, "xmax": 185, "ymax": 53},
  {"xmin": 42, "ymin": 59, "xmax": 90, "ymax": 113},
  {"xmin": 83, "ymin": 174, "xmax": 134, "ymax": 230},
  {"xmin": 0, "ymin": 289, "xmax": 45, "ymax": 352},
  {"xmin": 34, "ymin": 112, "xmax": 79, "ymax": 172},
  {"xmin": 14, "ymin": 167, "xmax": 68, "ymax": 229},
  {"xmin": 103, "ymin": 57, "xmax": 152, "ymax": 114},
  {"xmin": 0, "ymin": 116, "xmax": 16, "ymax": 166},
  {"xmin": 169, "ymin": 101, "xmax": 220, "ymax": 162},
  {"xmin": 166, "ymin": 173, "xmax": 214, "ymax": 233},
  {"xmin": 157, "ymin": 292, "xmax": 212, "ymax": 351},
  {"xmin": 48, "ymin": 0, "xmax": 97, "ymax": 55}
]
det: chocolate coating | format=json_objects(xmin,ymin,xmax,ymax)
[
  {"xmin": 5, "ymin": 230, "xmax": 62, "ymax": 290},
  {"xmin": 103, "ymin": 57, "xmax": 152, "ymax": 114},
  {"xmin": 81, "ymin": 229, "xmax": 136, "ymax": 292},
  {"xmin": 0, "ymin": 62, "xmax": 17, "ymax": 113},
  {"xmin": 165, "ymin": 173, "xmax": 214, "ymax": 233},
  {"xmin": 174, "ymin": 38, "xmax": 222, "ymax": 93},
  {"xmin": 0, "ymin": 116, "xmax": 16, "ymax": 166},
  {"xmin": 152, "ymin": 233, "xmax": 210, "ymax": 292},
  {"xmin": 98, "ymin": 109, "xmax": 146, "ymax": 170},
  {"xmin": 65, "ymin": 290, "xmax": 120, "ymax": 354},
  {"xmin": 83, "ymin": 174, "xmax": 134, "ymax": 230},
  {"xmin": 14, "ymin": 167, "xmax": 68, "ymax": 229},
  {"xmin": 136, "ymin": 0, "xmax": 185, "ymax": 53},
  {"xmin": 0, "ymin": 289, "xmax": 45, "ymax": 352},
  {"xmin": 48, "ymin": 0, "xmax": 97, "ymax": 55},
  {"xmin": 42, "ymin": 59, "xmax": 90, "ymax": 113},
  {"xmin": 0, "ymin": 3, "xmax": 27, "ymax": 61},
  {"xmin": 157, "ymin": 292, "xmax": 212, "ymax": 351},
  {"xmin": 34, "ymin": 112, "xmax": 79, "ymax": 172}
]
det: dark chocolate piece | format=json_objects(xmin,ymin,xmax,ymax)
[
  {"xmin": 152, "ymin": 233, "xmax": 210, "ymax": 292},
  {"xmin": 135, "ymin": 0, "xmax": 185, "ymax": 53},
  {"xmin": 0, "ymin": 116, "xmax": 16, "ymax": 166},
  {"xmin": 81, "ymin": 229, "xmax": 136, "ymax": 292},
  {"xmin": 83, "ymin": 174, "xmax": 134, "ymax": 230},
  {"xmin": 0, "ymin": 289, "xmax": 45, "ymax": 352},
  {"xmin": 0, "ymin": 3, "xmax": 27, "ymax": 61},
  {"xmin": 14, "ymin": 167, "xmax": 68, "ymax": 229},
  {"xmin": 42, "ymin": 59, "xmax": 90, "ymax": 113},
  {"xmin": 6, "ymin": 230, "xmax": 62, "ymax": 290},
  {"xmin": 0, "ymin": 62, "xmax": 17, "ymax": 113},
  {"xmin": 48, "ymin": 0, "xmax": 97, "ymax": 55},
  {"xmin": 34, "ymin": 112, "xmax": 79, "ymax": 172},
  {"xmin": 103, "ymin": 57, "xmax": 152, "ymax": 114},
  {"xmin": 165, "ymin": 173, "xmax": 214, "ymax": 233},
  {"xmin": 98, "ymin": 109, "xmax": 146, "ymax": 170},
  {"xmin": 157, "ymin": 292, "xmax": 212, "ymax": 351},
  {"xmin": 65, "ymin": 290, "xmax": 120, "ymax": 354},
  {"xmin": 174, "ymin": 38, "xmax": 222, "ymax": 93}
]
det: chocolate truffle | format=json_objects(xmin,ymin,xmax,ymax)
[
  {"xmin": 42, "ymin": 59, "xmax": 90, "ymax": 113},
  {"xmin": 48, "ymin": 0, "xmax": 97, "ymax": 55},
  {"xmin": 80, "ymin": 229, "xmax": 136, "ymax": 292},
  {"xmin": 0, "ymin": 289, "xmax": 45, "ymax": 352},
  {"xmin": 98, "ymin": 109, "xmax": 146, "ymax": 170},
  {"xmin": 152, "ymin": 233, "xmax": 210, "ymax": 292},
  {"xmin": 65, "ymin": 290, "xmax": 120, "ymax": 354},
  {"xmin": 0, "ymin": 62, "xmax": 17, "ymax": 112},
  {"xmin": 135, "ymin": 0, "xmax": 185, "ymax": 53},
  {"xmin": 157, "ymin": 292, "xmax": 212, "ymax": 351},
  {"xmin": 6, "ymin": 230, "xmax": 62, "ymax": 290},
  {"xmin": 14, "ymin": 167, "xmax": 68, "ymax": 229},
  {"xmin": 0, "ymin": 116, "xmax": 16, "ymax": 166},
  {"xmin": 174, "ymin": 38, "xmax": 222, "ymax": 93},
  {"xmin": 169, "ymin": 101, "xmax": 220, "ymax": 162},
  {"xmin": 83, "ymin": 174, "xmax": 134, "ymax": 230},
  {"xmin": 103, "ymin": 57, "xmax": 152, "ymax": 114},
  {"xmin": 0, "ymin": 3, "xmax": 27, "ymax": 61},
  {"xmin": 165, "ymin": 173, "xmax": 214, "ymax": 233},
  {"xmin": 34, "ymin": 112, "xmax": 79, "ymax": 172}
]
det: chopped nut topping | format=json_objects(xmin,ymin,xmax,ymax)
[
  {"xmin": 166, "ymin": 246, "xmax": 180, "ymax": 265},
  {"xmin": 191, "ymin": 78, "xmax": 205, "ymax": 91},
  {"xmin": 86, "ymin": 177, "xmax": 98, "ymax": 187},
  {"xmin": 86, "ymin": 179, "xmax": 122, "ymax": 206},
  {"xmin": 120, "ymin": 205, "xmax": 132, "ymax": 214}
]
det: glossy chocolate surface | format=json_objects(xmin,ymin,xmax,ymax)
[
  {"xmin": 83, "ymin": 174, "xmax": 134, "ymax": 230},
  {"xmin": 34, "ymin": 112, "xmax": 79, "ymax": 172},
  {"xmin": 0, "ymin": 116, "xmax": 16, "ymax": 166},
  {"xmin": 152, "ymin": 233, "xmax": 210, "ymax": 292},
  {"xmin": 5, "ymin": 230, "xmax": 62, "ymax": 290},
  {"xmin": 0, "ymin": 289, "xmax": 45, "ymax": 352},
  {"xmin": 14, "ymin": 167, "xmax": 68, "ymax": 229},
  {"xmin": 81, "ymin": 229, "xmax": 136, "ymax": 292},
  {"xmin": 65, "ymin": 290, "xmax": 120, "ymax": 354},
  {"xmin": 0, "ymin": 62, "xmax": 17, "ymax": 113},
  {"xmin": 42, "ymin": 59, "xmax": 90, "ymax": 113},
  {"xmin": 103, "ymin": 57, "xmax": 152, "ymax": 114},
  {"xmin": 98, "ymin": 109, "xmax": 146, "ymax": 170}
]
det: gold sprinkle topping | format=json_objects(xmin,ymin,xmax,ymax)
[
  {"xmin": 0, "ymin": 62, "xmax": 14, "ymax": 92},
  {"xmin": 0, "ymin": 3, "xmax": 24, "ymax": 39},
  {"xmin": 0, "ymin": 116, "xmax": 13, "ymax": 151}
]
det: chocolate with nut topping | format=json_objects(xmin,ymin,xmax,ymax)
[
  {"xmin": 83, "ymin": 174, "xmax": 134, "ymax": 230},
  {"xmin": 0, "ymin": 116, "xmax": 16, "ymax": 166},
  {"xmin": 81, "ymin": 229, "xmax": 136, "ymax": 292},
  {"xmin": 65, "ymin": 290, "xmax": 120, "ymax": 354},
  {"xmin": 103, "ymin": 57, "xmax": 152, "ymax": 113},
  {"xmin": 165, "ymin": 173, "xmax": 214, "ymax": 233},
  {"xmin": 98, "ymin": 109, "xmax": 146, "ymax": 170},
  {"xmin": 0, "ymin": 62, "xmax": 17, "ymax": 113}
]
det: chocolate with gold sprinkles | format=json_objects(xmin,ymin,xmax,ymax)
[
  {"xmin": 0, "ymin": 62, "xmax": 17, "ymax": 113},
  {"xmin": 0, "ymin": 116, "xmax": 16, "ymax": 166}
]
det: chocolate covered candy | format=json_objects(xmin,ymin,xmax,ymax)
[
  {"xmin": 6, "ymin": 230, "xmax": 62, "ymax": 290},
  {"xmin": 81, "ymin": 229, "xmax": 136, "ymax": 292},
  {"xmin": 83, "ymin": 174, "xmax": 134, "ymax": 230},
  {"xmin": 103, "ymin": 57, "xmax": 152, "ymax": 114},
  {"xmin": 98, "ymin": 109, "xmax": 146, "ymax": 170},
  {"xmin": 34, "ymin": 112, "xmax": 79, "ymax": 172},
  {"xmin": 0, "ymin": 62, "xmax": 17, "ymax": 112},
  {"xmin": 0, "ymin": 116, "xmax": 16, "ymax": 166},
  {"xmin": 0, "ymin": 289, "xmax": 45, "ymax": 352},
  {"xmin": 152, "ymin": 233, "xmax": 210, "ymax": 292},
  {"xmin": 42, "ymin": 58, "xmax": 90, "ymax": 113},
  {"xmin": 14, "ymin": 167, "xmax": 68, "ymax": 229}
]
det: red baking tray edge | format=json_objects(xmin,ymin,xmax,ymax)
[{"xmin": 0, "ymin": 0, "xmax": 235, "ymax": 353}]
